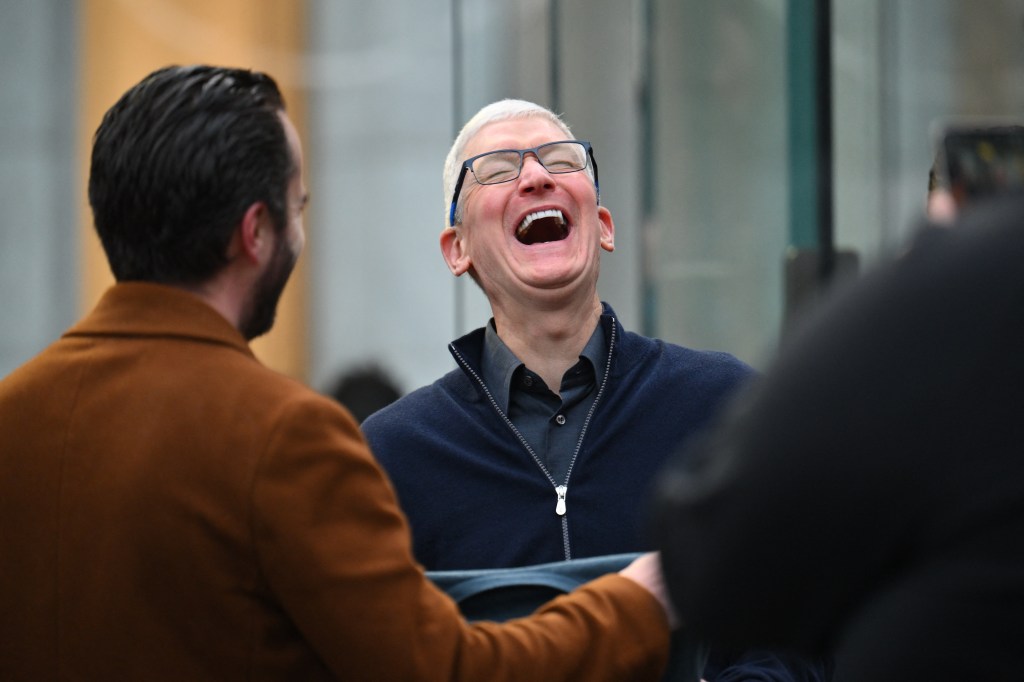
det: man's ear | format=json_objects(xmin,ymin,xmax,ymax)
[
  {"xmin": 440, "ymin": 226, "xmax": 472, "ymax": 276},
  {"xmin": 598, "ymin": 205, "xmax": 615, "ymax": 253},
  {"xmin": 233, "ymin": 201, "xmax": 272, "ymax": 265}
]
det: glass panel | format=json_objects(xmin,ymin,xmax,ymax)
[{"xmin": 648, "ymin": 0, "xmax": 789, "ymax": 365}]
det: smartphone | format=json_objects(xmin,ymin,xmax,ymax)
[{"xmin": 933, "ymin": 121, "xmax": 1024, "ymax": 209}]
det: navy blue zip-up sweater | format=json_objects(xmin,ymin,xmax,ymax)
[
  {"xmin": 364, "ymin": 304, "xmax": 832, "ymax": 681},
  {"xmin": 363, "ymin": 304, "xmax": 754, "ymax": 571}
]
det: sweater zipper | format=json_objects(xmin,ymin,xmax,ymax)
[{"xmin": 448, "ymin": 319, "xmax": 616, "ymax": 558}]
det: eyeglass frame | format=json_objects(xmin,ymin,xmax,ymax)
[{"xmin": 447, "ymin": 139, "xmax": 600, "ymax": 227}]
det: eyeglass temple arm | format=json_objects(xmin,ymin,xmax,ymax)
[
  {"xmin": 449, "ymin": 165, "xmax": 470, "ymax": 226},
  {"xmin": 589, "ymin": 147, "xmax": 600, "ymax": 204}
]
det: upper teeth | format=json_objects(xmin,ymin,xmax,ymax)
[{"xmin": 517, "ymin": 209, "xmax": 565, "ymax": 236}]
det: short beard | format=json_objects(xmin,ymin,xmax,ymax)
[{"xmin": 239, "ymin": 233, "xmax": 297, "ymax": 341}]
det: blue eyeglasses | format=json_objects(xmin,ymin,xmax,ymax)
[{"xmin": 448, "ymin": 140, "xmax": 600, "ymax": 226}]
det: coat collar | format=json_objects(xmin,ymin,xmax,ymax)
[{"xmin": 65, "ymin": 282, "xmax": 254, "ymax": 358}]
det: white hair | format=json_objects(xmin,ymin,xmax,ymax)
[{"xmin": 443, "ymin": 99, "xmax": 582, "ymax": 228}]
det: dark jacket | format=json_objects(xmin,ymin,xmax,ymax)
[
  {"xmin": 366, "ymin": 305, "xmax": 833, "ymax": 681},
  {"xmin": 364, "ymin": 303, "xmax": 754, "ymax": 570}
]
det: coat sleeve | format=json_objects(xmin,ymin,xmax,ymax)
[{"xmin": 252, "ymin": 393, "xmax": 671, "ymax": 681}]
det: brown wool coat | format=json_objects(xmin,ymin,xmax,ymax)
[{"xmin": 0, "ymin": 282, "xmax": 668, "ymax": 681}]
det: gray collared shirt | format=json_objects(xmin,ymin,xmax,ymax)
[{"xmin": 481, "ymin": 319, "xmax": 607, "ymax": 484}]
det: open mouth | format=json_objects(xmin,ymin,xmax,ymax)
[{"xmin": 516, "ymin": 209, "xmax": 569, "ymax": 245}]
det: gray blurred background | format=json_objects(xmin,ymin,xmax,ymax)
[{"xmin": 3, "ymin": 0, "xmax": 1022, "ymax": 396}]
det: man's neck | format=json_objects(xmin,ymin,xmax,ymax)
[{"xmin": 491, "ymin": 296, "xmax": 604, "ymax": 394}]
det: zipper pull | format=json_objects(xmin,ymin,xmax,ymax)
[{"xmin": 555, "ymin": 485, "xmax": 567, "ymax": 516}]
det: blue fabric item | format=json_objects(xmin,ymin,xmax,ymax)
[{"xmin": 428, "ymin": 552, "xmax": 708, "ymax": 682}]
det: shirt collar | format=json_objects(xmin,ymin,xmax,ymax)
[
  {"xmin": 481, "ymin": 318, "xmax": 607, "ymax": 414},
  {"xmin": 482, "ymin": 320, "xmax": 521, "ymax": 415},
  {"xmin": 579, "ymin": 321, "xmax": 607, "ymax": 385}
]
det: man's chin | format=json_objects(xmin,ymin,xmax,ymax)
[
  {"xmin": 241, "ymin": 241, "xmax": 297, "ymax": 340},
  {"xmin": 240, "ymin": 276, "xmax": 287, "ymax": 340}
]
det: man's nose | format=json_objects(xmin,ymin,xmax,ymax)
[{"xmin": 518, "ymin": 153, "xmax": 555, "ymax": 192}]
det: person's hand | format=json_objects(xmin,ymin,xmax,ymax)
[
  {"xmin": 619, "ymin": 552, "xmax": 679, "ymax": 629},
  {"xmin": 926, "ymin": 187, "xmax": 957, "ymax": 224}
]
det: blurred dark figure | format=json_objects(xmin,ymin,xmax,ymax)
[
  {"xmin": 654, "ymin": 197, "xmax": 1024, "ymax": 682},
  {"xmin": 327, "ymin": 364, "xmax": 401, "ymax": 423}
]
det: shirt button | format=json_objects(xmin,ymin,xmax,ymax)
[
  {"xmin": 555, "ymin": 414, "xmax": 567, "ymax": 426},
  {"xmin": 523, "ymin": 375, "xmax": 534, "ymax": 387}
]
